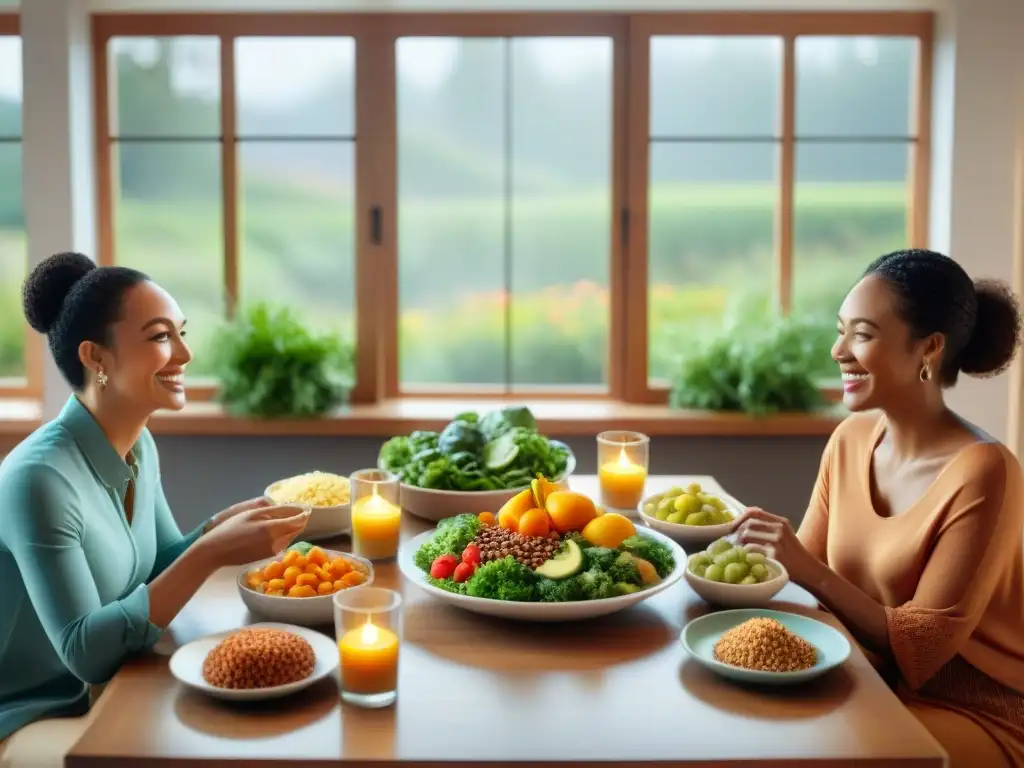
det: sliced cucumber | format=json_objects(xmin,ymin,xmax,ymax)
[
  {"xmin": 483, "ymin": 433, "xmax": 520, "ymax": 471},
  {"xmin": 534, "ymin": 538, "xmax": 584, "ymax": 580}
]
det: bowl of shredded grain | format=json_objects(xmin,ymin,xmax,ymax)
[
  {"xmin": 169, "ymin": 623, "xmax": 340, "ymax": 701},
  {"xmin": 681, "ymin": 608, "xmax": 851, "ymax": 685},
  {"xmin": 265, "ymin": 471, "xmax": 351, "ymax": 540}
]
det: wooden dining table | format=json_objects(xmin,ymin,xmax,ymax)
[{"xmin": 66, "ymin": 475, "xmax": 947, "ymax": 768}]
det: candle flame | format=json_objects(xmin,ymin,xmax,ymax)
[
  {"xmin": 617, "ymin": 446, "xmax": 633, "ymax": 467},
  {"xmin": 360, "ymin": 620, "xmax": 379, "ymax": 644}
]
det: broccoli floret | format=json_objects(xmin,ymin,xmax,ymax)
[
  {"xmin": 537, "ymin": 577, "xmax": 584, "ymax": 603},
  {"xmin": 575, "ymin": 567, "xmax": 616, "ymax": 600},
  {"xmin": 466, "ymin": 557, "xmax": 536, "ymax": 602},
  {"xmin": 607, "ymin": 552, "xmax": 643, "ymax": 585},
  {"xmin": 583, "ymin": 546, "xmax": 618, "ymax": 571}
]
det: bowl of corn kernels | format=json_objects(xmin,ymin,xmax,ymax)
[
  {"xmin": 238, "ymin": 543, "xmax": 374, "ymax": 626},
  {"xmin": 264, "ymin": 471, "xmax": 352, "ymax": 541}
]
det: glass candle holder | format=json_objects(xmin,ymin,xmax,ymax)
[
  {"xmin": 334, "ymin": 587, "xmax": 402, "ymax": 708},
  {"xmin": 350, "ymin": 469, "xmax": 401, "ymax": 561},
  {"xmin": 596, "ymin": 431, "xmax": 650, "ymax": 512}
]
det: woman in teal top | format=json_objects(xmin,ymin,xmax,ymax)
[{"xmin": 0, "ymin": 253, "xmax": 310, "ymax": 745}]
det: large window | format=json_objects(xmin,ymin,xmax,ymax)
[
  {"xmin": 92, "ymin": 13, "xmax": 932, "ymax": 406},
  {"xmin": 0, "ymin": 17, "xmax": 24, "ymax": 395}
]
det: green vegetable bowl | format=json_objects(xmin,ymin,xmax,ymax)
[
  {"xmin": 377, "ymin": 408, "xmax": 577, "ymax": 522},
  {"xmin": 397, "ymin": 446, "xmax": 576, "ymax": 522}
]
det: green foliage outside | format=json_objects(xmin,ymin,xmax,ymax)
[{"xmin": 0, "ymin": 181, "xmax": 902, "ymax": 389}]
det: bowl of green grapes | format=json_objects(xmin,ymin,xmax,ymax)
[
  {"xmin": 639, "ymin": 483, "xmax": 739, "ymax": 546},
  {"xmin": 684, "ymin": 537, "xmax": 789, "ymax": 608}
]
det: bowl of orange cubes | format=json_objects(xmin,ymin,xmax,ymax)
[{"xmin": 237, "ymin": 542, "xmax": 374, "ymax": 626}]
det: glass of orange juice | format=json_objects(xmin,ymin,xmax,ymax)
[
  {"xmin": 596, "ymin": 431, "xmax": 650, "ymax": 514},
  {"xmin": 334, "ymin": 586, "xmax": 402, "ymax": 708}
]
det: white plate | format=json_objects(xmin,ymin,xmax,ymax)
[
  {"xmin": 398, "ymin": 527, "xmax": 687, "ymax": 622},
  {"xmin": 681, "ymin": 608, "xmax": 851, "ymax": 685},
  {"xmin": 394, "ymin": 445, "xmax": 576, "ymax": 523},
  {"xmin": 169, "ymin": 622, "xmax": 339, "ymax": 701}
]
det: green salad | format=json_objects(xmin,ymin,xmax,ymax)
[
  {"xmin": 413, "ymin": 513, "xmax": 677, "ymax": 603},
  {"xmin": 378, "ymin": 406, "xmax": 571, "ymax": 491}
]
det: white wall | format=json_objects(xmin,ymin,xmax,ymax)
[
  {"xmin": 17, "ymin": 0, "xmax": 1024, "ymax": 440},
  {"xmin": 930, "ymin": 0, "xmax": 1024, "ymax": 442}
]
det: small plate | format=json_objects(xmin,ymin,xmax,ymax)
[
  {"xmin": 169, "ymin": 622, "xmax": 339, "ymax": 701},
  {"xmin": 681, "ymin": 608, "xmax": 851, "ymax": 685}
]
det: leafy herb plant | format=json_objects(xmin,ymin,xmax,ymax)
[
  {"xmin": 210, "ymin": 302, "xmax": 354, "ymax": 419},
  {"xmin": 669, "ymin": 314, "xmax": 827, "ymax": 416}
]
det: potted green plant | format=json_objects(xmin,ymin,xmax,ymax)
[
  {"xmin": 210, "ymin": 302, "xmax": 354, "ymax": 419},
  {"xmin": 668, "ymin": 314, "xmax": 828, "ymax": 416}
]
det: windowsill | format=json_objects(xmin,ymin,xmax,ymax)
[
  {"xmin": 0, "ymin": 396, "xmax": 846, "ymax": 440},
  {"xmin": 150, "ymin": 398, "xmax": 845, "ymax": 437}
]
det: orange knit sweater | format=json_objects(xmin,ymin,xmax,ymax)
[{"xmin": 797, "ymin": 412, "xmax": 1024, "ymax": 764}]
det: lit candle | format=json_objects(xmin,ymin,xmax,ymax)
[
  {"xmin": 599, "ymin": 446, "xmax": 648, "ymax": 510},
  {"xmin": 351, "ymin": 487, "xmax": 402, "ymax": 560},
  {"xmin": 338, "ymin": 619, "xmax": 399, "ymax": 695}
]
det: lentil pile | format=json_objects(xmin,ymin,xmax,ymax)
[
  {"xmin": 202, "ymin": 628, "xmax": 316, "ymax": 689},
  {"xmin": 472, "ymin": 525, "xmax": 562, "ymax": 568},
  {"xmin": 713, "ymin": 618, "xmax": 817, "ymax": 673}
]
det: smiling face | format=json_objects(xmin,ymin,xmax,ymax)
[
  {"xmin": 832, "ymin": 274, "xmax": 942, "ymax": 412},
  {"xmin": 81, "ymin": 280, "xmax": 193, "ymax": 414}
]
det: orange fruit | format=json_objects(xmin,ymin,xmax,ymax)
[
  {"xmin": 498, "ymin": 488, "xmax": 537, "ymax": 521},
  {"xmin": 478, "ymin": 511, "xmax": 496, "ymax": 526},
  {"xmin": 545, "ymin": 490, "xmax": 599, "ymax": 534},
  {"xmin": 497, "ymin": 507, "xmax": 522, "ymax": 532},
  {"xmin": 581, "ymin": 512, "xmax": 636, "ymax": 549},
  {"xmin": 517, "ymin": 508, "xmax": 552, "ymax": 538}
]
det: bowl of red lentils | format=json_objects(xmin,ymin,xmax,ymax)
[{"xmin": 237, "ymin": 545, "xmax": 374, "ymax": 626}]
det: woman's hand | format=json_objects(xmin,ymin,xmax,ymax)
[
  {"xmin": 204, "ymin": 496, "xmax": 274, "ymax": 533},
  {"xmin": 196, "ymin": 503, "xmax": 311, "ymax": 567},
  {"xmin": 733, "ymin": 507, "xmax": 819, "ymax": 586}
]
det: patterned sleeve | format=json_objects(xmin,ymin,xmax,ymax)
[{"xmin": 885, "ymin": 445, "xmax": 1022, "ymax": 691}]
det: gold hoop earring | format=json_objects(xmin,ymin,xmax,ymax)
[
  {"xmin": 919, "ymin": 363, "xmax": 931, "ymax": 382},
  {"xmin": 97, "ymin": 368, "xmax": 109, "ymax": 391}
]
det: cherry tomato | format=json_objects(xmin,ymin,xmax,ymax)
[
  {"xmin": 453, "ymin": 562, "xmax": 475, "ymax": 583},
  {"xmin": 430, "ymin": 554, "xmax": 458, "ymax": 579},
  {"xmin": 461, "ymin": 544, "xmax": 482, "ymax": 566}
]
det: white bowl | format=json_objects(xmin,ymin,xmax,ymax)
[
  {"xmin": 237, "ymin": 549, "xmax": 374, "ymax": 626},
  {"xmin": 169, "ymin": 622, "xmax": 339, "ymax": 701},
  {"xmin": 398, "ymin": 527, "xmax": 686, "ymax": 622},
  {"xmin": 684, "ymin": 558, "xmax": 789, "ymax": 608},
  {"xmin": 396, "ymin": 446, "xmax": 576, "ymax": 523},
  {"xmin": 264, "ymin": 480, "xmax": 351, "ymax": 541},
  {"xmin": 638, "ymin": 489, "xmax": 742, "ymax": 547}
]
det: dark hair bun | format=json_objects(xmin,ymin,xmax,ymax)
[
  {"xmin": 22, "ymin": 252, "xmax": 97, "ymax": 334},
  {"xmin": 959, "ymin": 278, "xmax": 1024, "ymax": 377}
]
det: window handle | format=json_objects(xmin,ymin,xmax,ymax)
[{"xmin": 370, "ymin": 206, "xmax": 383, "ymax": 245}]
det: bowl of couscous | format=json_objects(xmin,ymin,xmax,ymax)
[{"xmin": 264, "ymin": 471, "xmax": 351, "ymax": 541}]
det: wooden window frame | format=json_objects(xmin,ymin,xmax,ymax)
[
  {"xmin": 0, "ymin": 13, "xmax": 42, "ymax": 402},
  {"xmin": 90, "ymin": 11, "xmax": 932, "ymax": 410},
  {"xmin": 625, "ymin": 11, "xmax": 934, "ymax": 405}
]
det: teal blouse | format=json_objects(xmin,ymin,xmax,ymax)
[{"xmin": 0, "ymin": 396, "xmax": 207, "ymax": 742}]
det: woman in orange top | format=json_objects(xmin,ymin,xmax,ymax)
[{"xmin": 736, "ymin": 248, "xmax": 1024, "ymax": 768}]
